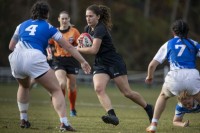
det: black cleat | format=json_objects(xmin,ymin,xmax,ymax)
[
  {"xmin": 20, "ymin": 119, "xmax": 31, "ymax": 128},
  {"xmin": 101, "ymin": 114, "xmax": 119, "ymax": 126},
  {"xmin": 145, "ymin": 104, "xmax": 154, "ymax": 123},
  {"xmin": 70, "ymin": 109, "xmax": 77, "ymax": 117},
  {"xmin": 60, "ymin": 123, "xmax": 76, "ymax": 132}
]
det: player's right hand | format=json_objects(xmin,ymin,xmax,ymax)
[
  {"xmin": 81, "ymin": 61, "xmax": 91, "ymax": 74},
  {"xmin": 183, "ymin": 120, "xmax": 189, "ymax": 127},
  {"xmin": 145, "ymin": 77, "xmax": 153, "ymax": 84}
]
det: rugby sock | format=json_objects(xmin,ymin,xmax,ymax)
[
  {"xmin": 20, "ymin": 113, "xmax": 28, "ymax": 121},
  {"xmin": 108, "ymin": 109, "xmax": 116, "ymax": 116},
  {"xmin": 68, "ymin": 89, "xmax": 77, "ymax": 110},
  {"xmin": 144, "ymin": 104, "xmax": 154, "ymax": 123},
  {"xmin": 18, "ymin": 102, "xmax": 29, "ymax": 121},
  {"xmin": 60, "ymin": 117, "xmax": 69, "ymax": 126},
  {"xmin": 144, "ymin": 104, "xmax": 151, "ymax": 111},
  {"xmin": 152, "ymin": 118, "xmax": 158, "ymax": 123}
]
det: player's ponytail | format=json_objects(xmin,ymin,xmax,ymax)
[{"xmin": 98, "ymin": 5, "xmax": 113, "ymax": 31}]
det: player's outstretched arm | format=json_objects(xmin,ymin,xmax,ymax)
[
  {"xmin": 173, "ymin": 115, "xmax": 189, "ymax": 127},
  {"xmin": 57, "ymin": 37, "xmax": 91, "ymax": 74},
  {"xmin": 145, "ymin": 59, "xmax": 160, "ymax": 84}
]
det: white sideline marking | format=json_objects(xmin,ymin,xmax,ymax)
[{"xmin": 0, "ymin": 98, "xmax": 139, "ymax": 109}]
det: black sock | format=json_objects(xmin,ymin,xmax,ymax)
[
  {"xmin": 144, "ymin": 104, "xmax": 151, "ymax": 111},
  {"xmin": 107, "ymin": 109, "xmax": 116, "ymax": 116}
]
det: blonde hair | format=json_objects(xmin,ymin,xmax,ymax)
[{"xmin": 177, "ymin": 90, "xmax": 191, "ymax": 102}]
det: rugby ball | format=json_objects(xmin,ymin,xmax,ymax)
[{"xmin": 78, "ymin": 33, "xmax": 93, "ymax": 47}]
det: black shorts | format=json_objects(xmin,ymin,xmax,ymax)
[
  {"xmin": 93, "ymin": 62, "xmax": 127, "ymax": 79},
  {"xmin": 53, "ymin": 56, "xmax": 80, "ymax": 74},
  {"xmin": 47, "ymin": 59, "xmax": 54, "ymax": 69}
]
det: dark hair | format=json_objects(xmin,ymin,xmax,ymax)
[
  {"xmin": 87, "ymin": 4, "xmax": 112, "ymax": 30},
  {"xmin": 31, "ymin": 0, "xmax": 50, "ymax": 20},
  {"xmin": 171, "ymin": 19, "xmax": 189, "ymax": 38}
]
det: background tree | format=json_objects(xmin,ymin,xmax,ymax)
[{"xmin": 1, "ymin": 0, "xmax": 200, "ymax": 70}]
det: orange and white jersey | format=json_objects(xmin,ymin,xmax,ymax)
[{"xmin": 49, "ymin": 26, "xmax": 80, "ymax": 57}]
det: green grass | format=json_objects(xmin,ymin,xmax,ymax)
[{"xmin": 0, "ymin": 82, "xmax": 199, "ymax": 133}]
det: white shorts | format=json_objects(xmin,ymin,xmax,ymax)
[
  {"xmin": 8, "ymin": 49, "xmax": 50, "ymax": 79},
  {"xmin": 162, "ymin": 69, "xmax": 200, "ymax": 97}
]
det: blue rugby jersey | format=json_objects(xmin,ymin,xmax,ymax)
[
  {"xmin": 153, "ymin": 36, "xmax": 200, "ymax": 70},
  {"xmin": 175, "ymin": 100, "xmax": 200, "ymax": 117},
  {"xmin": 13, "ymin": 19, "xmax": 62, "ymax": 55}
]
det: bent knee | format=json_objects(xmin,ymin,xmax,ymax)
[
  {"xmin": 121, "ymin": 89, "xmax": 132, "ymax": 98},
  {"xmin": 160, "ymin": 92, "xmax": 170, "ymax": 99},
  {"xmin": 94, "ymin": 86, "xmax": 105, "ymax": 94}
]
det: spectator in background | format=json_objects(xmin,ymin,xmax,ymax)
[
  {"xmin": 145, "ymin": 19, "xmax": 200, "ymax": 133},
  {"xmin": 8, "ymin": 0, "xmax": 90, "ymax": 131},
  {"xmin": 48, "ymin": 11, "xmax": 80, "ymax": 117}
]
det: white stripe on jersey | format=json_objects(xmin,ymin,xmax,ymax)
[
  {"xmin": 23, "ymin": 41, "xmax": 33, "ymax": 49},
  {"xmin": 175, "ymin": 100, "xmax": 200, "ymax": 117},
  {"xmin": 52, "ymin": 31, "xmax": 62, "ymax": 41},
  {"xmin": 15, "ymin": 41, "xmax": 33, "ymax": 50}
]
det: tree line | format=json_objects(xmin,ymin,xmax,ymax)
[{"xmin": 1, "ymin": 0, "xmax": 200, "ymax": 70}]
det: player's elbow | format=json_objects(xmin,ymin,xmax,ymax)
[
  {"xmin": 91, "ymin": 49, "xmax": 98, "ymax": 54},
  {"xmin": 172, "ymin": 121, "xmax": 176, "ymax": 126},
  {"xmin": 9, "ymin": 43, "xmax": 15, "ymax": 51}
]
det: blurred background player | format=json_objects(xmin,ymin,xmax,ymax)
[
  {"xmin": 8, "ymin": 0, "xmax": 91, "ymax": 131},
  {"xmin": 145, "ymin": 19, "xmax": 200, "ymax": 133},
  {"xmin": 49, "ymin": 11, "xmax": 80, "ymax": 117},
  {"xmin": 173, "ymin": 90, "xmax": 200, "ymax": 127},
  {"xmin": 77, "ymin": 4, "xmax": 153, "ymax": 126}
]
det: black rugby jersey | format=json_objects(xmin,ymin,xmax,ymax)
[{"xmin": 85, "ymin": 22, "xmax": 123, "ymax": 66}]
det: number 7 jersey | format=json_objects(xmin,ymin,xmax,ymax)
[{"xmin": 153, "ymin": 36, "xmax": 200, "ymax": 70}]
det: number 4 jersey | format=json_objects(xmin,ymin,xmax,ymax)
[{"xmin": 13, "ymin": 19, "xmax": 62, "ymax": 55}]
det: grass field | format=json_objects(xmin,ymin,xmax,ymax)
[{"xmin": 0, "ymin": 82, "xmax": 199, "ymax": 133}]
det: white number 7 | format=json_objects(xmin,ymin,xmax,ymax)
[
  {"xmin": 25, "ymin": 25, "xmax": 38, "ymax": 35},
  {"xmin": 175, "ymin": 44, "xmax": 186, "ymax": 56}
]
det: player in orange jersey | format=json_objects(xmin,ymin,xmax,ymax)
[{"xmin": 49, "ymin": 11, "xmax": 80, "ymax": 116}]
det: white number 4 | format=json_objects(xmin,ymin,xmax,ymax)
[
  {"xmin": 25, "ymin": 25, "xmax": 38, "ymax": 35},
  {"xmin": 175, "ymin": 44, "xmax": 186, "ymax": 56}
]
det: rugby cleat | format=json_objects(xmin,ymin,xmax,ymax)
[
  {"xmin": 60, "ymin": 123, "xmax": 76, "ymax": 132},
  {"xmin": 146, "ymin": 122, "xmax": 157, "ymax": 133},
  {"xmin": 101, "ymin": 114, "xmax": 119, "ymax": 126},
  {"xmin": 20, "ymin": 119, "xmax": 31, "ymax": 128},
  {"xmin": 70, "ymin": 109, "xmax": 77, "ymax": 117}
]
